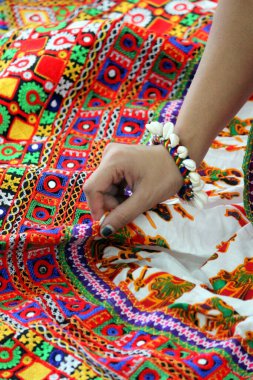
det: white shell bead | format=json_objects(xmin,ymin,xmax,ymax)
[
  {"xmin": 192, "ymin": 180, "xmax": 204, "ymax": 192},
  {"xmin": 189, "ymin": 172, "xmax": 201, "ymax": 184},
  {"xmin": 163, "ymin": 122, "xmax": 174, "ymax": 140},
  {"xmin": 192, "ymin": 197, "xmax": 205, "ymax": 209},
  {"xmin": 177, "ymin": 145, "xmax": 188, "ymax": 159},
  {"xmin": 146, "ymin": 121, "xmax": 163, "ymax": 136},
  {"xmin": 194, "ymin": 190, "xmax": 208, "ymax": 205},
  {"xmin": 169, "ymin": 133, "xmax": 180, "ymax": 148},
  {"xmin": 182, "ymin": 158, "xmax": 197, "ymax": 172}
]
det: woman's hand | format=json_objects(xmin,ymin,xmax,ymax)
[{"xmin": 83, "ymin": 143, "xmax": 183, "ymax": 237}]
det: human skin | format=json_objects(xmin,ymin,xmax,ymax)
[{"xmin": 84, "ymin": 0, "xmax": 253, "ymax": 237}]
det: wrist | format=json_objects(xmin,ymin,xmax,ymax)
[
  {"xmin": 157, "ymin": 144, "xmax": 184, "ymax": 190},
  {"xmin": 146, "ymin": 121, "xmax": 208, "ymax": 208},
  {"xmin": 174, "ymin": 124, "xmax": 209, "ymax": 167}
]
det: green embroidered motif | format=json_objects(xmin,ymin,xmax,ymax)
[
  {"xmin": 34, "ymin": 341, "xmax": 54, "ymax": 360},
  {"xmin": 7, "ymin": 167, "xmax": 26, "ymax": 176},
  {"xmin": 130, "ymin": 362, "xmax": 166, "ymax": 380},
  {"xmin": 84, "ymin": 8, "xmax": 102, "ymax": 16},
  {"xmin": 224, "ymin": 375, "xmax": 240, "ymax": 380},
  {"xmin": 1, "ymin": 48, "xmax": 17, "ymax": 60},
  {"xmin": 0, "ymin": 296, "xmax": 23, "ymax": 311},
  {"xmin": 18, "ymin": 81, "xmax": 47, "ymax": 114},
  {"xmin": 71, "ymin": 44, "xmax": 89, "ymax": 64},
  {"xmin": 40, "ymin": 110, "xmax": 56, "ymax": 125},
  {"xmin": 26, "ymin": 200, "xmax": 56, "ymax": 225},
  {"xmin": 180, "ymin": 13, "xmax": 199, "ymax": 26},
  {"xmin": 0, "ymin": 37, "xmax": 9, "ymax": 47},
  {"xmin": 114, "ymin": 26, "xmax": 144, "ymax": 60},
  {"xmin": 0, "ymin": 104, "xmax": 11, "ymax": 133},
  {"xmin": 0, "ymin": 143, "xmax": 23, "ymax": 161},
  {"xmin": 0, "ymin": 339, "xmax": 22, "ymax": 370},
  {"xmin": 22, "ymin": 151, "xmax": 40, "ymax": 165}
]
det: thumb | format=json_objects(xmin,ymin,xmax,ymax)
[{"xmin": 99, "ymin": 189, "xmax": 149, "ymax": 237}]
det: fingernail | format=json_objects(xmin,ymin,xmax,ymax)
[
  {"xmin": 100, "ymin": 225, "xmax": 115, "ymax": 238},
  {"xmin": 99, "ymin": 213, "xmax": 107, "ymax": 226}
]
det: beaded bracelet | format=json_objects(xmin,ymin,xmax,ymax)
[{"xmin": 146, "ymin": 121, "xmax": 208, "ymax": 209}]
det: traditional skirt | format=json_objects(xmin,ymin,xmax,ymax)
[{"xmin": 0, "ymin": 1, "xmax": 253, "ymax": 379}]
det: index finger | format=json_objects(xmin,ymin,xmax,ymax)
[{"xmin": 83, "ymin": 165, "xmax": 115, "ymax": 221}]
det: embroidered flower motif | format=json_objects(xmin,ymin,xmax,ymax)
[
  {"xmin": 18, "ymin": 81, "xmax": 47, "ymax": 114},
  {"xmin": 0, "ymin": 189, "xmax": 14, "ymax": 206},
  {"xmin": 196, "ymin": 1, "xmax": 217, "ymax": 12},
  {"xmin": 0, "ymin": 144, "xmax": 23, "ymax": 163},
  {"xmin": 123, "ymin": 8, "xmax": 152, "ymax": 27},
  {"xmin": 55, "ymin": 77, "xmax": 72, "ymax": 97},
  {"xmin": 0, "ymin": 342, "xmax": 22, "ymax": 370},
  {"xmin": 165, "ymin": 0, "xmax": 194, "ymax": 15},
  {"xmin": 46, "ymin": 31, "xmax": 75, "ymax": 51},
  {"xmin": 8, "ymin": 54, "xmax": 37, "ymax": 73},
  {"xmin": 0, "ymin": 105, "xmax": 11, "ymax": 134}
]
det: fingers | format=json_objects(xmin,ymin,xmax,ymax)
[
  {"xmin": 84, "ymin": 176, "xmax": 129, "ymax": 221},
  {"xmin": 84, "ymin": 143, "xmax": 184, "ymax": 238},
  {"xmin": 83, "ymin": 184, "xmax": 104, "ymax": 221},
  {"xmin": 99, "ymin": 187, "xmax": 151, "ymax": 237},
  {"xmin": 84, "ymin": 143, "xmax": 129, "ymax": 221},
  {"xmin": 103, "ymin": 193, "xmax": 120, "ymax": 211},
  {"xmin": 83, "ymin": 166, "xmax": 114, "ymax": 220}
]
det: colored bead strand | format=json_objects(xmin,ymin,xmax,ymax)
[{"xmin": 146, "ymin": 121, "xmax": 208, "ymax": 208}]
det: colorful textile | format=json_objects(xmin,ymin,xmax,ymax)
[{"xmin": 0, "ymin": 1, "xmax": 253, "ymax": 379}]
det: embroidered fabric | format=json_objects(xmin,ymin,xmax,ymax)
[{"xmin": 0, "ymin": 1, "xmax": 253, "ymax": 379}]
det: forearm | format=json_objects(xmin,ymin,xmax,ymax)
[{"xmin": 175, "ymin": 0, "xmax": 253, "ymax": 166}]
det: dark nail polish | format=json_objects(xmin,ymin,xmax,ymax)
[{"xmin": 100, "ymin": 225, "xmax": 115, "ymax": 238}]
